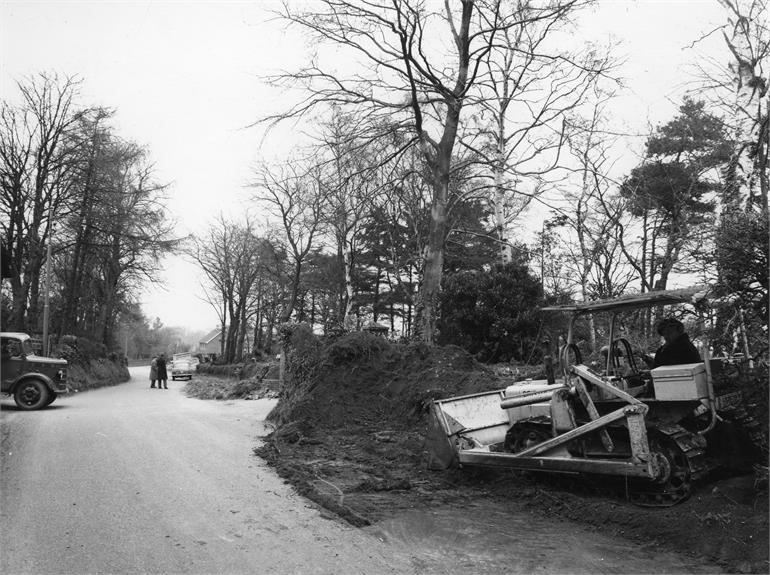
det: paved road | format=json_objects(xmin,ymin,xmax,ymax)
[
  {"xmin": 1, "ymin": 368, "xmax": 414, "ymax": 574},
  {"xmin": 1, "ymin": 367, "xmax": 720, "ymax": 574}
]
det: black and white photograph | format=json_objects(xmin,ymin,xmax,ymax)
[{"xmin": 1, "ymin": 1, "xmax": 767, "ymax": 573}]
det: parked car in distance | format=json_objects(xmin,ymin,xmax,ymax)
[
  {"xmin": 1, "ymin": 332, "xmax": 68, "ymax": 410},
  {"xmin": 171, "ymin": 352, "xmax": 194, "ymax": 381}
]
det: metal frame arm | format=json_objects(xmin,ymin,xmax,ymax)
[{"xmin": 514, "ymin": 403, "xmax": 648, "ymax": 457}]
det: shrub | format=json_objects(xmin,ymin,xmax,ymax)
[
  {"xmin": 437, "ymin": 262, "xmax": 544, "ymax": 363},
  {"xmin": 324, "ymin": 331, "xmax": 393, "ymax": 365},
  {"xmin": 56, "ymin": 335, "xmax": 109, "ymax": 365}
]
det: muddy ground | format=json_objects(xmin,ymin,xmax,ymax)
[{"xmin": 187, "ymin": 329, "xmax": 769, "ymax": 574}]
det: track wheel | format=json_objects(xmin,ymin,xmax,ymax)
[
  {"xmin": 629, "ymin": 430, "xmax": 693, "ymax": 507},
  {"xmin": 504, "ymin": 419, "xmax": 552, "ymax": 453}
]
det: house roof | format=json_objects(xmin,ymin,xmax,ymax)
[{"xmin": 199, "ymin": 328, "xmax": 223, "ymax": 345}]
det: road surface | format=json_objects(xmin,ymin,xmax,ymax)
[{"xmin": 1, "ymin": 367, "xmax": 720, "ymax": 574}]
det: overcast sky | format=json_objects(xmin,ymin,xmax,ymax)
[{"xmin": 1, "ymin": 0, "xmax": 727, "ymax": 332}]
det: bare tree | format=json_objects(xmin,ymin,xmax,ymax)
[
  {"xmin": 265, "ymin": 0, "xmax": 590, "ymax": 342},
  {"xmin": 251, "ymin": 160, "xmax": 327, "ymax": 323},
  {"xmin": 560, "ymin": 90, "xmax": 631, "ymax": 350},
  {"xmin": 1, "ymin": 74, "xmax": 176, "ymax": 347},
  {"xmin": 314, "ymin": 110, "xmax": 384, "ymax": 327},
  {"xmin": 43, "ymin": 115, "xmax": 176, "ymax": 347},
  {"xmin": 463, "ymin": 2, "xmax": 615, "ymax": 264},
  {"xmin": 191, "ymin": 215, "xmax": 268, "ymax": 362},
  {"xmin": 359, "ymin": 146, "xmax": 432, "ymax": 336},
  {"xmin": 107, "ymin": 152, "xmax": 168, "ymax": 343},
  {"xmin": 249, "ymin": 244, "xmax": 289, "ymax": 354},
  {"xmin": 691, "ymin": 0, "xmax": 770, "ymax": 336},
  {"xmin": 0, "ymin": 73, "xmax": 86, "ymax": 331},
  {"xmin": 56, "ymin": 107, "xmax": 114, "ymax": 336},
  {"xmin": 717, "ymin": 0, "xmax": 769, "ymax": 212}
]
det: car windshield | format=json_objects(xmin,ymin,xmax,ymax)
[{"xmin": 2, "ymin": 337, "xmax": 33, "ymax": 357}]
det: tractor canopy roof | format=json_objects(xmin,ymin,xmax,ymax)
[{"xmin": 542, "ymin": 286, "xmax": 711, "ymax": 315}]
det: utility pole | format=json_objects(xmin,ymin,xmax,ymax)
[
  {"xmin": 42, "ymin": 206, "xmax": 54, "ymax": 356},
  {"xmin": 42, "ymin": 241, "xmax": 52, "ymax": 355}
]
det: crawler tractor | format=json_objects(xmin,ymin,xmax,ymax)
[{"xmin": 426, "ymin": 286, "xmax": 762, "ymax": 506}]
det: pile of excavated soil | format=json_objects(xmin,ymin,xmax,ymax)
[
  {"xmin": 185, "ymin": 370, "xmax": 281, "ymax": 400},
  {"xmin": 255, "ymin": 329, "xmax": 769, "ymax": 573},
  {"xmin": 266, "ymin": 329, "xmax": 498, "ymax": 438}
]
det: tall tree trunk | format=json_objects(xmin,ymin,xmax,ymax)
[
  {"xmin": 492, "ymin": 90, "xmax": 513, "ymax": 265},
  {"xmin": 310, "ymin": 291, "xmax": 316, "ymax": 329},
  {"xmin": 26, "ymin": 240, "xmax": 44, "ymax": 333},
  {"xmin": 253, "ymin": 290, "xmax": 263, "ymax": 353},
  {"xmin": 9, "ymin": 276, "xmax": 27, "ymax": 331},
  {"xmin": 417, "ymin": 101, "xmax": 462, "ymax": 342},
  {"xmin": 720, "ymin": 0, "xmax": 768, "ymax": 211},
  {"xmin": 372, "ymin": 264, "xmax": 381, "ymax": 322},
  {"xmin": 342, "ymin": 239, "xmax": 355, "ymax": 328},
  {"xmin": 265, "ymin": 314, "xmax": 275, "ymax": 353},
  {"xmin": 99, "ymin": 231, "xmax": 122, "ymax": 346},
  {"xmin": 219, "ymin": 320, "xmax": 226, "ymax": 360},
  {"xmin": 280, "ymin": 261, "xmax": 302, "ymax": 323},
  {"xmin": 226, "ymin": 304, "xmax": 239, "ymax": 363},
  {"xmin": 412, "ymin": 1, "xmax": 473, "ymax": 343},
  {"xmin": 59, "ymin": 144, "xmax": 99, "ymax": 337},
  {"xmin": 236, "ymin": 303, "xmax": 247, "ymax": 361},
  {"xmin": 418, "ymin": 197, "xmax": 448, "ymax": 342}
]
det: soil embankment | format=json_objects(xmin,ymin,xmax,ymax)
[
  {"xmin": 195, "ymin": 327, "xmax": 769, "ymax": 573},
  {"xmin": 67, "ymin": 359, "xmax": 129, "ymax": 391},
  {"xmin": 188, "ymin": 361, "xmax": 280, "ymax": 400},
  {"xmin": 55, "ymin": 336, "xmax": 130, "ymax": 391}
]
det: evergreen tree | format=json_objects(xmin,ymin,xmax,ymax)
[
  {"xmin": 437, "ymin": 253, "xmax": 544, "ymax": 363},
  {"xmin": 618, "ymin": 98, "xmax": 730, "ymax": 292}
]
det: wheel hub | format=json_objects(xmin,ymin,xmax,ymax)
[
  {"xmin": 651, "ymin": 452, "xmax": 671, "ymax": 484},
  {"xmin": 20, "ymin": 385, "xmax": 41, "ymax": 405}
]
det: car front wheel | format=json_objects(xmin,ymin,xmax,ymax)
[{"xmin": 14, "ymin": 379, "xmax": 51, "ymax": 410}]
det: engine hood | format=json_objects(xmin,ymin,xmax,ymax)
[{"xmin": 26, "ymin": 354, "xmax": 68, "ymax": 366}]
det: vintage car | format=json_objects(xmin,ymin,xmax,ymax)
[
  {"xmin": 171, "ymin": 352, "xmax": 195, "ymax": 381},
  {"xmin": 1, "ymin": 332, "xmax": 68, "ymax": 410}
]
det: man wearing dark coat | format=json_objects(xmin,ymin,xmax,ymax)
[
  {"xmin": 651, "ymin": 318, "xmax": 701, "ymax": 367},
  {"xmin": 157, "ymin": 353, "xmax": 168, "ymax": 389}
]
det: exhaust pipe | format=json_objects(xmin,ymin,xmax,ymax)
[{"xmin": 500, "ymin": 385, "xmax": 568, "ymax": 409}]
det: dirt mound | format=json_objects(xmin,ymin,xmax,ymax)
[
  {"xmin": 185, "ymin": 372, "xmax": 280, "ymax": 401},
  {"xmin": 197, "ymin": 361, "xmax": 277, "ymax": 380},
  {"xmin": 267, "ymin": 327, "xmax": 501, "ymax": 439}
]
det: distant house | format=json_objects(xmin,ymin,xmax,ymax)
[
  {"xmin": 362, "ymin": 321, "xmax": 389, "ymax": 338},
  {"xmin": 198, "ymin": 328, "xmax": 224, "ymax": 359}
]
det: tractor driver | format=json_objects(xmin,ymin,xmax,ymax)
[{"xmin": 646, "ymin": 317, "xmax": 701, "ymax": 367}]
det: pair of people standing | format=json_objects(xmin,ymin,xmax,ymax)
[{"xmin": 150, "ymin": 354, "xmax": 168, "ymax": 389}]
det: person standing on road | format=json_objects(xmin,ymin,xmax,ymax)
[
  {"xmin": 157, "ymin": 353, "xmax": 168, "ymax": 389},
  {"xmin": 149, "ymin": 355, "xmax": 159, "ymax": 388}
]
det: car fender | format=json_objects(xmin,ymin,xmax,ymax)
[{"xmin": 11, "ymin": 372, "xmax": 56, "ymax": 394}]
